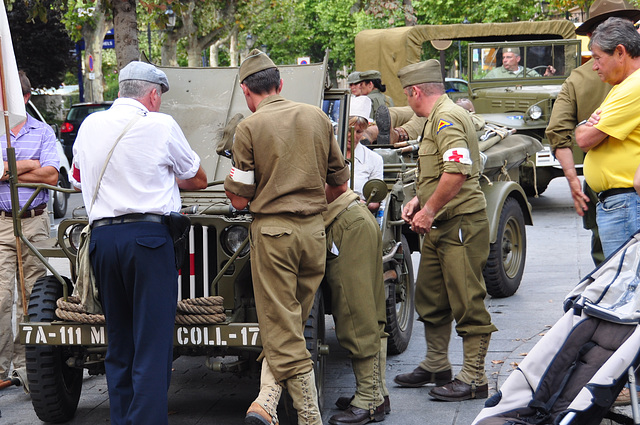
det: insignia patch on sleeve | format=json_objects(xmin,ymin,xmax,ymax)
[
  {"xmin": 443, "ymin": 148, "xmax": 472, "ymax": 165},
  {"xmin": 436, "ymin": 119, "xmax": 453, "ymax": 134}
]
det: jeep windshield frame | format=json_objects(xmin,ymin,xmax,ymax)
[{"xmin": 467, "ymin": 39, "xmax": 582, "ymax": 89}]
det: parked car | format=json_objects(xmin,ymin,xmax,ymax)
[
  {"xmin": 26, "ymin": 100, "xmax": 71, "ymax": 218},
  {"xmin": 60, "ymin": 102, "xmax": 112, "ymax": 164}
]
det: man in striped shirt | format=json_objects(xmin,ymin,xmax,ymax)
[{"xmin": 0, "ymin": 71, "xmax": 60, "ymax": 379}]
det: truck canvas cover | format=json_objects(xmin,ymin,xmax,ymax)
[{"xmin": 355, "ymin": 20, "xmax": 577, "ymax": 106}]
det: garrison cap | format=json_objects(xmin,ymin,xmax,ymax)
[
  {"xmin": 576, "ymin": 0, "xmax": 640, "ymax": 35},
  {"xmin": 239, "ymin": 49, "xmax": 277, "ymax": 83},
  {"xmin": 359, "ymin": 70, "xmax": 382, "ymax": 81},
  {"xmin": 397, "ymin": 59, "xmax": 443, "ymax": 88},
  {"xmin": 347, "ymin": 71, "xmax": 361, "ymax": 84},
  {"xmin": 504, "ymin": 47, "xmax": 521, "ymax": 56},
  {"xmin": 119, "ymin": 61, "xmax": 170, "ymax": 93}
]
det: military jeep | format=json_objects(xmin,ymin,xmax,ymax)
[
  {"xmin": 17, "ymin": 55, "xmax": 539, "ymax": 423},
  {"xmin": 16, "ymin": 58, "xmax": 417, "ymax": 424},
  {"xmin": 355, "ymin": 20, "xmax": 583, "ymax": 195}
]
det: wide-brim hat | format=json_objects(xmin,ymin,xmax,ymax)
[{"xmin": 576, "ymin": 0, "xmax": 640, "ymax": 35}]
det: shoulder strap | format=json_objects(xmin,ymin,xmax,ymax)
[{"xmin": 89, "ymin": 112, "xmax": 143, "ymax": 210}]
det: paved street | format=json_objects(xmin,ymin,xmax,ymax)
[{"xmin": 0, "ymin": 178, "xmax": 597, "ymax": 424}]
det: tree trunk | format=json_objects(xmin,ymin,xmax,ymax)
[
  {"xmin": 403, "ymin": 0, "xmax": 416, "ymax": 26},
  {"xmin": 112, "ymin": 0, "xmax": 139, "ymax": 69},
  {"xmin": 161, "ymin": 32, "xmax": 179, "ymax": 66},
  {"xmin": 82, "ymin": 4, "xmax": 108, "ymax": 103},
  {"xmin": 229, "ymin": 28, "xmax": 238, "ymax": 67}
]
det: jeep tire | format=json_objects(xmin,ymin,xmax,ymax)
[
  {"xmin": 385, "ymin": 235, "xmax": 415, "ymax": 355},
  {"xmin": 483, "ymin": 197, "xmax": 527, "ymax": 298},
  {"xmin": 26, "ymin": 276, "xmax": 83, "ymax": 423}
]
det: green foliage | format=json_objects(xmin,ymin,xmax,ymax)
[
  {"xmin": 412, "ymin": 0, "xmax": 539, "ymax": 24},
  {"xmin": 8, "ymin": 0, "xmax": 75, "ymax": 90}
]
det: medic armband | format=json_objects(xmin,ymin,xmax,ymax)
[{"xmin": 229, "ymin": 167, "xmax": 255, "ymax": 185}]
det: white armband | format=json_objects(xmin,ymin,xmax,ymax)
[
  {"xmin": 229, "ymin": 167, "xmax": 255, "ymax": 185},
  {"xmin": 443, "ymin": 148, "xmax": 472, "ymax": 165}
]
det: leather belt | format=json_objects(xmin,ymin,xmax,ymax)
[
  {"xmin": 92, "ymin": 213, "xmax": 166, "ymax": 229},
  {"xmin": 0, "ymin": 203, "xmax": 46, "ymax": 218},
  {"xmin": 597, "ymin": 187, "xmax": 636, "ymax": 203}
]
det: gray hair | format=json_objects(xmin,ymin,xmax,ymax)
[
  {"xmin": 412, "ymin": 82, "xmax": 445, "ymax": 97},
  {"xmin": 589, "ymin": 17, "xmax": 640, "ymax": 58},
  {"xmin": 119, "ymin": 79, "xmax": 161, "ymax": 100}
]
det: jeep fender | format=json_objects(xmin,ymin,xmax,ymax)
[{"xmin": 481, "ymin": 180, "xmax": 533, "ymax": 244}]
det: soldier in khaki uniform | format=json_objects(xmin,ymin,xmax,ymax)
[
  {"xmin": 392, "ymin": 59, "xmax": 497, "ymax": 402},
  {"xmin": 324, "ymin": 185, "xmax": 388, "ymax": 425},
  {"xmin": 224, "ymin": 49, "xmax": 349, "ymax": 425},
  {"xmin": 545, "ymin": 0, "xmax": 640, "ymax": 267},
  {"xmin": 351, "ymin": 70, "xmax": 394, "ymax": 120}
]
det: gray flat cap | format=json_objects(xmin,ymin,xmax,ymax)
[{"xmin": 119, "ymin": 61, "xmax": 170, "ymax": 93}]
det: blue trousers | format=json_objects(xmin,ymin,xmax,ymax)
[
  {"xmin": 90, "ymin": 222, "xmax": 177, "ymax": 425},
  {"xmin": 596, "ymin": 192, "xmax": 640, "ymax": 258}
]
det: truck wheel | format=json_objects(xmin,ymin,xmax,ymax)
[
  {"xmin": 53, "ymin": 172, "xmax": 69, "ymax": 219},
  {"xmin": 26, "ymin": 276, "xmax": 83, "ymax": 423},
  {"xmin": 282, "ymin": 290, "xmax": 326, "ymax": 424},
  {"xmin": 385, "ymin": 236, "xmax": 415, "ymax": 355},
  {"xmin": 484, "ymin": 197, "xmax": 526, "ymax": 298}
]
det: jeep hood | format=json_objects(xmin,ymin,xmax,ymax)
[{"xmin": 159, "ymin": 63, "xmax": 328, "ymax": 185}]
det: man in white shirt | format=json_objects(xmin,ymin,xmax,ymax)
[{"xmin": 71, "ymin": 61, "xmax": 207, "ymax": 425}]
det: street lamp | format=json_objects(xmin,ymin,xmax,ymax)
[
  {"xmin": 166, "ymin": 6, "xmax": 176, "ymax": 31},
  {"xmin": 246, "ymin": 33, "xmax": 255, "ymax": 50}
]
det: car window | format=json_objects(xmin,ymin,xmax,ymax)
[
  {"xmin": 471, "ymin": 41, "xmax": 580, "ymax": 81},
  {"xmin": 67, "ymin": 104, "xmax": 111, "ymax": 121}
]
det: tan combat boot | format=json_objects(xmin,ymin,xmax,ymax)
[
  {"xmin": 245, "ymin": 360, "xmax": 282, "ymax": 425},
  {"xmin": 430, "ymin": 333, "xmax": 491, "ymax": 402},
  {"xmin": 285, "ymin": 370, "xmax": 322, "ymax": 425}
]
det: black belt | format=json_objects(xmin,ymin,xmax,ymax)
[
  {"xmin": 597, "ymin": 188, "xmax": 636, "ymax": 203},
  {"xmin": 0, "ymin": 203, "xmax": 46, "ymax": 218},
  {"xmin": 92, "ymin": 213, "xmax": 166, "ymax": 229}
]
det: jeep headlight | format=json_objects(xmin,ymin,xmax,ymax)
[
  {"xmin": 527, "ymin": 105, "xmax": 543, "ymax": 120},
  {"xmin": 221, "ymin": 225, "xmax": 250, "ymax": 257},
  {"xmin": 68, "ymin": 223, "xmax": 85, "ymax": 253}
]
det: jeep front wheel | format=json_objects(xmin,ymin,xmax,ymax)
[
  {"xmin": 26, "ymin": 276, "xmax": 83, "ymax": 423},
  {"xmin": 385, "ymin": 236, "xmax": 415, "ymax": 355},
  {"xmin": 483, "ymin": 197, "xmax": 527, "ymax": 298}
]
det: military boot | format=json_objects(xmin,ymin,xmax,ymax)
[
  {"xmin": 246, "ymin": 360, "xmax": 282, "ymax": 425},
  {"xmin": 285, "ymin": 370, "xmax": 322, "ymax": 425},
  {"xmin": 329, "ymin": 355, "xmax": 384, "ymax": 425},
  {"xmin": 394, "ymin": 322, "xmax": 452, "ymax": 387},
  {"xmin": 430, "ymin": 333, "xmax": 491, "ymax": 402}
]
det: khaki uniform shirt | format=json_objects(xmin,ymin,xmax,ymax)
[
  {"xmin": 485, "ymin": 65, "xmax": 539, "ymax": 79},
  {"xmin": 367, "ymin": 89, "xmax": 393, "ymax": 120},
  {"xmin": 225, "ymin": 95, "xmax": 349, "ymax": 215},
  {"xmin": 546, "ymin": 59, "xmax": 611, "ymax": 153},
  {"xmin": 417, "ymin": 95, "xmax": 486, "ymax": 221}
]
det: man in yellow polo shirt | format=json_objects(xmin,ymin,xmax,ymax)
[{"xmin": 576, "ymin": 17, "xmax": 640, "ymax": 258}]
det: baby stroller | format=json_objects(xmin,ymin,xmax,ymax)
[{"xmin": 472, "ymin": 232, "xmax": 640, "ymax": 425}]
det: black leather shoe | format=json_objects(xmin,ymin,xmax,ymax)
[
  {"xmin": 375, "ymin": 105, "xmax": 391, "ymax": 145},
  {"xmin": 429, "ymin": 379, "xmax": 488, "ymax": 402},
  {"xmin": 393, "ymin": 367, "xmax": 452, "ymax": 388},
  {"xmin": 329, "ymin": 403, "xmax": 385, "ymax": 425},
  {"xmin": 336, "ymin": 396, "xmax": 390, "ymax": 414}
]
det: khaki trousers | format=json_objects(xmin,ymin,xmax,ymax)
[
  {"xmin": 250, "ymin": 213, "xmax": 326, "ymax": 382},
  {"xmin": 0, "ymin": 213, "xmax": 49, "ymax": 378}
]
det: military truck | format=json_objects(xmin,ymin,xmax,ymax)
[
  {"xmin": 355, "ymin": 20, "xmax": 583, "ymax": 195},
  {"xmin": 17, "ymin": 55, "xmax": 538, "ymax": 423}
]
